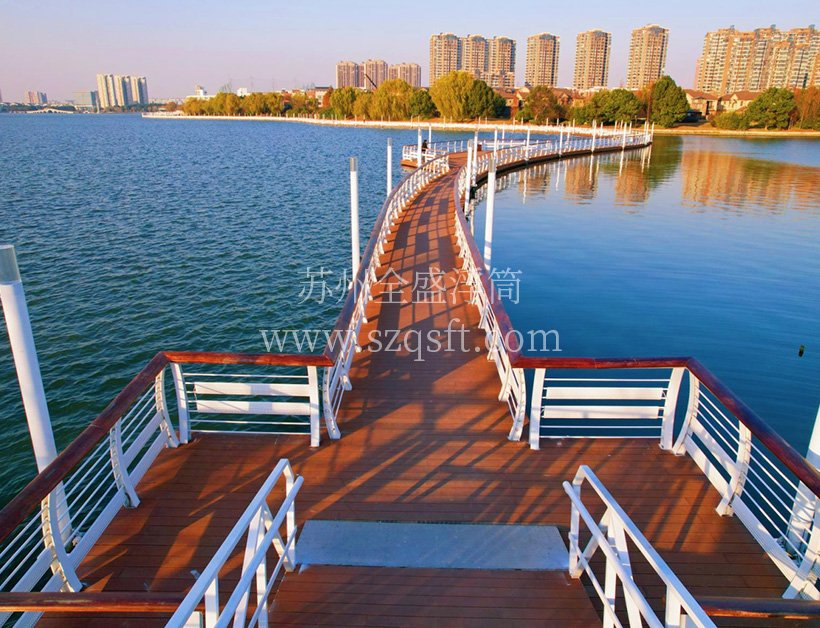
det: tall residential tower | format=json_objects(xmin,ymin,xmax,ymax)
[
  {"xmin": 695, "ymin": 25, "xmax": 820, "ymax": 93},
  {"xmin": 574, "ymin": 30, "xmax": 611, "ymax": 90},
  {"xmin": 429, "ymin": 33, "xmax": 516, "ymax": 88},
  {"xmin": 626, "ymin": 25, "xmax": 669, "ymax": 90},
  {"xmin": 525, "ymin": 33, "xmax": 560, "ymax": 87}
]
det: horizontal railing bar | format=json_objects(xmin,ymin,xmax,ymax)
[
  {"xmin": 0, "ymin": 591, "xmax": 197, "ymax": 613},
  {"xmin": 699, "ymin": 596, "xmax": 820, "ymax": 619},
  {"xmin": 514, "ymin": 357, "xmax": 691, "ymax": 369}
]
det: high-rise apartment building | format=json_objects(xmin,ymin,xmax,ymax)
[
  {"xmin": 336, "ymin": 62, "xmax": 361, "ymax": 89},
  {"xmin": 73, "ymin": 90, "xmax": 99, "ymax": 110},
  {"xmin": 574, "ymin": 30, "xmax": 611, "ymax": 90},
  {"xmin": 525, "ymin": 33, "xmax": 560, "ymax": 87},
  {"xmin": 96, "ymin": 74, "xmax": 149, "ymax": 108},
  {"xmin": 24, "ymin": 92, "xmax": 47, "ymax": 105},
  {"xmin": 626, "ymin": 25, "xmax": 669, "ymax": 90},
  {"xmin": 429, "ymin": 33, "xmax": 516, "ymax": 88},
  {"xmin": 361, "ymin": 59, "xmax": 388, "ymax": 90},
  {"xmin": 695, "ymin": 25, "xmax": 820, "ymax": 93},
  {"xmin": 388, "ymin": 63, "xmax": 422, "ymax": 88},
  {"xmin": 429, "ymin": 33, "xmax": 461, "ymax": 86}
]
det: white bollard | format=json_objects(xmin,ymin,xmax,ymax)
[
  {"xmin": 0, "ymin": 245, "xmax": 60, "ymax": 473},
  {"xmin": 349, "ymin": 158, "xmax": 360, "ymax": 280},
  {"xmin": 493, "ymin": 129, "xmax": 498, "ymax": 157},
  {"xmin": 386, "ymin": 138, "xmax": 393, "ymax": 197},
  {"xmin": 483, "ymin": 157, "xmax": 497, "ymax": 271},
  {"xmin": 465, "ymin": 140, "xmax": 473, "ymax": 212}
]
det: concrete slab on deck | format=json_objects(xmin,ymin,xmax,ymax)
[{"xmin": 296, "ymin": 520, "xmax": 569, "ymax": 570}]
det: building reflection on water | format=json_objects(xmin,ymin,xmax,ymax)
[{"xmin": 476, "ymin": 136, "xmax": 819, "ymax": 214}]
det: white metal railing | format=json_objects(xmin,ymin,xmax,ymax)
[
  {"xmin": 565, "ymin": 465, "xmax": 716, "ymax": 628},
  {"xmin": 323, "ymin": 154, "xmax": 451, "ymax": 432},
  {"xmin": 528, "ymin": 367, "xmax": 684, "ymax": 446},
  {"xmin": 452, "ymin": 208, "xmax": 526, "ymax": 440},
  {"xmin": 674, "ymin": 373, "xmax": 820, "ymax": 600},
  {"xmin": 165, "ymin": 458, "xmax": 302, "ymax": 628},
  {"xmin": 0, "ymin": 367, "xmax": 179, "ymax": 628},
  {"xmin": 529, "ymin": 361, "xmax": 820, "ymax": 600},
  {"xmin": 171, "ymin": 364, "xmax": 322, "ymax": 447}
]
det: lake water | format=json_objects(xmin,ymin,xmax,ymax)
[
  {"xmin": 471, "ymin": 135, "xmax": 820, "ymax": 454},
  {"xmin": 1, "ymin": 115, "xmax": 819, "ymax": 507}
]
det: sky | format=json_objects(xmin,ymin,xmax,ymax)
[{"xmin": 1, "ymin": 0, "xmax": 817, "ymax": 101}]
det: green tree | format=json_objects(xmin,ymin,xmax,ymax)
[
  {"xmin": 353, "ymin": 91, "xmax": 374, "ymax": 119},
  {"xmin": 518, "ymin": 86, "xmax": 564, "ymax": 124},
  {"xmin": 650, "ymin": 76, "xmax": 689, "ymax": 127},
  {"xmin": 182, "ymin": 98, "xmax": 205, "ymax": 115},
  {"xmin": 371, "ymin": 79, "xmax": 413, "ymax": 120},
  {"xmin": 466, "ymin": 79, "xmax": 504, "ymax": 118},
  {"xmin": 165, "ymin": 101, "xmax": 178, "ymax": 112},
  {"xmin": 205, "ymin": 92, "xmax": 228, "ymax": 115},
  {"xmin": 263, "ymin": 92, "xmax": 283, "ymax": 115},
  {"xmin": 429, "ymin": 71, "xmax": 475, "ymax": 121},
  {"xmin": 574, "ymin": 89, "xmax": 641, "ymax": 124},
  {"xmin": 794, "ymin": 87, "xmax": 820, "ymax": 129},
  {"xmin": 711, "ymin": 112, "xmax": 749, "ymax": 130},
  {"xmin": 409, "ymin": 90, "xmax": 436, "ymax": 118},
  {"xmin": 224, "ymin": 94, "xmax": 241, "ymax": 116},
  {"xmin": 330, "ymin": 86, "xmax": 358, "ymax": 118},
  {"xmin": 747, "ymin": 87, "xmax": 797, "ymax": 129}
]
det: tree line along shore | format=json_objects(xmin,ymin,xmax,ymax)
[{"xmin": 170, "ymin": 71, "xmax": 820, "ymax": 131}]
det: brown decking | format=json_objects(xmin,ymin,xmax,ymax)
[{"xmin": 39, "ymin": 155, "xmax": 805, "ymax": 627}]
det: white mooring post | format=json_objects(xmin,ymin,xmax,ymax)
[
  {"xmin": 493, "ymin": 129, "xmax": 498, "ymax": 156},
  {"xmin": 0, "ymin": 245, "xmax": 60, "ymax": 472},
  {"xmin": 417, "ymin": 128, "xmax": 423, "ymax": 167},
  {"xmin": 349, "ymin": 158, "xmax": 360, "ymax": 280},
  {"xmin": 465, "ymin": 140, "xmax": 473, "ymax": 213},
  {"xmin": 526, "ymin": 128, "xmax": 531, "ymax": 150},
  {"xmin": 386, "ymin": 138, "xmax": 392, "ymax": 197},
  {"xmin": 483, "ymin": 157, "xmax": 497, "ymax": 271},
  {"xmin": 591, "ymin": 121, "xmax": 597, "ymax": 153}
]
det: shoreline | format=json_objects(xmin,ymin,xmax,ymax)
[{"xmin": 142, "ymin": 113, "xmax": 820, "ymax": 139}]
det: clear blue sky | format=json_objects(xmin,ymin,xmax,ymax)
[{"xmin": 0, "ymin": 0, "xmax": 816, "ymax": 101}]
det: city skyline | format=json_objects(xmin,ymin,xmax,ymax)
[{"xmin": 1, "ymin": 0, "xmax": 817, "ymax": 100}]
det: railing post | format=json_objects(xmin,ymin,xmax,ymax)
[
  {"xmin": 529, "ymin": 368, "xmax": 546, "ymax": 450},
  {"xmin": 386, "ymin": 138, "xmax": 392, "ymax": 197},
  {"xmin": 787, "ymin": 401, "xmax": 820, "ymax": 557},
  {"xmin": 665, "ymin": 588, "xmax": 684, "ymax": 628},
  {"xmin": 41, "ymin": 492, "xmax": 82, "ymax": 592},
  {"xmin": 417, "ymin": 128, "xmax": 422, "ymax": 167},
  {"xmin": 785, "ymin": 508, "xmax": 820, "ymax": 598},
  {"xmin": 672, "ymin": 372, "xmax": 699, "ymax": 456},
  {"xmin": 717, "ymin": 423, "xmax": 752, "ymax": 516},
  {"xmin": 350, "ymin": 157, "xmax": 360, "ymax": 280},
  {"xmin": 109, "ymin": 420, "xmax": 140, "ymax": 507},
  {"xmin": 155, "ymin": 369, "xmax": 180, "ymax": 449},
  {"xmin": 307, "ymin": 365, "xmax": 320, "ymax": 447},
  {"xmin": 483, "ymin": 156, "xmax": 496, "ymax": 271},
  {"xmin": 661, "ymin": 367, "xmax": 684, "ymax": 451},
  {"xmin": 170, "ymin": 362, "xmax": 190, "ymax": 444}
]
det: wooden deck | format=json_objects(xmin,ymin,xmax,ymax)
[{"xmin": 38, "ymin": 156, "xmax": 809, "ymax": 627}]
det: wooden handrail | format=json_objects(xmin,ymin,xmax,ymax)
[
  {"xmin": 687, "ymin": 357, "xmax": 820, "ymax": 499},
  {"xmin": 699, "ymin": 596, "xmax": 820, "ymax": 619},
  {"xmin": 0, "ymin": 350, "xmax": 330, "ymax": 545},
  {"xmin": 164, "ymin": 351, "xmax": 332, "ymax": 367},
  {"xmin": 511, "ymin": 356, "xmax": 690, "ymax": 370},
  {"xmin": 0, "ymin": 351, "xmax": 169, "ymax": 544},
  {"xmin": 0, "ymin": 591, "xmax": 194, "ymax": 613},
  {"xmin": 451, "ymin": 159, "xmax": 522, "ymax": 364}
]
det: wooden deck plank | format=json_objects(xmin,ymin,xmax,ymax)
[{"xmin": 37, "ymin": 155, "xmax": 810, "ymax": 627}]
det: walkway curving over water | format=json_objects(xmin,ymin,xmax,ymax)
[{"xmin": 27, "ymin": 145, "xmax": 806, "ymax": 628}]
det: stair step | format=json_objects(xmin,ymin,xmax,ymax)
[{"xmin": 296, "ymin": 520, "xmax": 568, "ymax": 570}]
